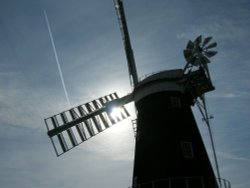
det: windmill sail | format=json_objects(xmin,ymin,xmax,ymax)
[
  {"xmin": 45, "ymin": 92, "xmax": 130, "ymax": 156},
  {"xmin": 113, "ymin": 0, "xmax": 138, "ymax": 88}
]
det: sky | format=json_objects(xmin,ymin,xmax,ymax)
[{"xmin": 0, "ymin": 0, "xmax": 250, "ymax": 187}]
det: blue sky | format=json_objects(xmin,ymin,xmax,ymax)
[{"xmin": 0, "ymin": 0, "xmax": 250, "ymax": 187}]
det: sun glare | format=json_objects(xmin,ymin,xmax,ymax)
[{"xmin": 110, "ymin": 107, "xmax": 123, "ymax": 120}]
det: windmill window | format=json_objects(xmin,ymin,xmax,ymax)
[
  {"xmin": 181, "ymin": 141, "xmax": 194, "ymax": 158},
  {"xmin": 170, "ymin": 97, "xmax": 181, "ymax": 108}
]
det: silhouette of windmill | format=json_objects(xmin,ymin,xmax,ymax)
[{"xmin": 44, "ymin": 1, "xmax": 231, "ymax": 187}]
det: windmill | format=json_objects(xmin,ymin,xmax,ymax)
[{"xmin": 44, "ymin": 0, "xmax": 231, "ymax": 187}]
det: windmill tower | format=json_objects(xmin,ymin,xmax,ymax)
[{"xmin": 44, "ymin": 0, "xmax": 231, "ymax": 187}]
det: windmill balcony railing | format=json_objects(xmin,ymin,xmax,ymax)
[
  {"xmin": 128, "ymin": 176, "xmax": 231, "ymax": 188},
  {"xmin": 138, "ymin": 70, "xmax": 167, "ymax": 82}
]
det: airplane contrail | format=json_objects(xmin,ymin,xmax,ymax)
[{"xmin": 43, "ymin": 10, "xmax": 71, "ymax": 108}]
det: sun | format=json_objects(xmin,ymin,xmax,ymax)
[{"xmin": 110, "ymin": 107, "xmax": 123, "ymax": 120}]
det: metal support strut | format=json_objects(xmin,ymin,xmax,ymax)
[{"xmin": 196, "ymin": 95, "xmax": 222, "ymax": 187}]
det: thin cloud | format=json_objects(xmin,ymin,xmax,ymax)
[
  {"xmin": 0, "ymin": 79, "xmax": 69, "ymax": 130},
  {"xmin": 208, "ymin": 93, "xmax": 244, "ymax": 99},
  {"xmin": 218, "ymin": 151, "xmax": 250, "ymax": 162},
  {"xmin": 177, "ymin": 19, "xmax": 250, "ymax": 42}
]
